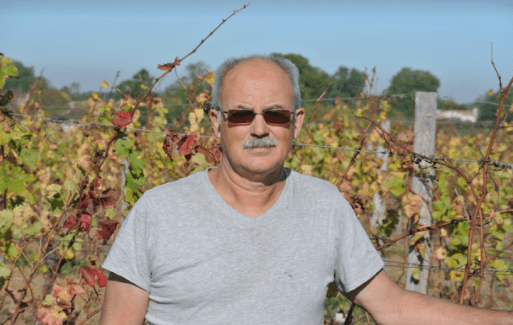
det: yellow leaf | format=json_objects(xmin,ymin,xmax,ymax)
[
  {"xmin": 404, "ymin": 195, "xmax": 423, "ymax": 218},
  {"xmin": 65, "ymin": 249, "xmax": 74, "ymax": 260},
  {"xmin": 435, "ymin": 247, "xmax": 447, "ymax": 261},
  {"xmin": 204, "ymin": 71, "xmax": 214, "ymax": 85},
  {"xmin": 408, "ymin": 230, "xmax": 427, "ymax": 246},
  {"xmin": 488, "ymin": 89, "xmax": 494, "ymax": 97},
  {"xmin": 101, "ymin": 80, "xmax": 109, "ymax": 89}
]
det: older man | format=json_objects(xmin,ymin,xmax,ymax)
[{"xmin": 100, "ymin": 55, "xmax": 512, "ymax": 325}]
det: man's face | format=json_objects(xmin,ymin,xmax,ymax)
[{"xmin": 210, "ymin": 59, "xmax": 305, "ymax": 179}]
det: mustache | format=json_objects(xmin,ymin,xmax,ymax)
[{"xmin": 243, "ymin": 137, "xmax": 277, "ymax": 149}]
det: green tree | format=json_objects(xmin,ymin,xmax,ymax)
[
  {"xmin": 387, "ymin": 67, "xmax": 440, "ymax": 117},
  {"xmin": 60, "ymin": 82, "xmax": 81, "ymax": 101},
  {"xmin": 476, "ymin": 89, "xmax": 513, "ymax": 122},
  {"xmin": 271, "ymin": 53, "xmax": 332, "ymax": 102},
  {"xmin": 4, "ymin": 61, "xmax": 49, "ymax": 92},
  {"xmin": 328, "ymin": 66, "xmax": 365, "ymax": 99},
  {"xmin": 437, "ymin": 99, "xmax": 469, "ymax": 111},
  {"xmin": 162, "ymin": 61, "xmax": 211, "ymax": 120},
  {"xmin": 114, "ymin": 69, "xmax": 154, "ymax": 101}
]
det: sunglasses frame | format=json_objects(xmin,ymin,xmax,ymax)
[{"xmin": 218, "ymin": 108, "xmax": 296, "ymax": 126}]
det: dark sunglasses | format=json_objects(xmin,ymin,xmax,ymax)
[{"xmin": 219, "ymin": 108, "xmax": 295, "ymax": 126}]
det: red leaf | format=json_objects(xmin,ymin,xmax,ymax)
[
  {"xmin": 178, "ymin": 134, "xmax": 198, "ymax": 155},
  {"xmin": 157, "ymin": 64, "xmax": 173, "ymax": 71},
  {"xmin": 79, "ymin": 214, "xmax": 92, "ymax": 232},
  {"xmin": 99, "ymin": 188, "xmax": 118, "ymax": 208},
  {"xmin": 80, "ymin": 266, "xmax": 107, "ymax": 288},
  {"xmin": 110, "ymin": 111, "xmax": 132, "ymax": 128},
  {"xmin": 96, "ymin": 217, "xmax": 118, "ymax": 243},
  {"xmin": 96, "ymin": 269, "xmax": 108, "ymax": 287},
  {"xmin": 76, "ymin": 194, "xmax": 90, "ymax": 211},
  {"xmin": 62, "ymin": 215, "xmax": 77, "ymax": 232},
  {"xmin": 39, "ymin": 304, "xmax": 66, "ymax": 325},
  {"xmin": 173, "ymin": 58, "xmax": 181, "ymax": 66},
  {"xmin": 91, "ymin": 177, "xmax": 101, "ymax": 189},
  {"xmin": 79, "ymin": 266, "xmax": 96, "ymax": 288}
]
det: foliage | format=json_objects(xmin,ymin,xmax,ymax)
[
  {"xmin": 40, "ymin": 88, "xmax": 71, "ymax": 107},
  {"xmin": 271, "ymin": 53, "xmax": 366, "ymax": 102},
  {"xmin": 114, "ymin": 69, "xmax": 154, "ymax": 101},
  {"xmin": 1, "ymin": 48, "xmax": 513, "ymax": 325},
  {"xmin": 387, "ymin": 67, "xmax": 440, "ymax": 116},
  {"xmin": 476, "ymin": 88, "xmax": 513, "ymax": 122},
  {"xmin": 3, "ymin": 60, "xmax": 50, "ymax": 92}
]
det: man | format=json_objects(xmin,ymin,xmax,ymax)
[{"xmin": 100, "ymin": 55, "xmax": 512, "ymax": 325}]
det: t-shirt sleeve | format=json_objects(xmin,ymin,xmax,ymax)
[
  {"xmin": 101, "ymin": 194, "xmax": 155, "ymax": 292},
  {"xmin": 333, "ymin": 196, "xmax": 384, "ymax": 293}
]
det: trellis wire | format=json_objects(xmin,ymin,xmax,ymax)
[{"xmin": 6, "ymin": 112, "xmax": 513, "ymax": 170}]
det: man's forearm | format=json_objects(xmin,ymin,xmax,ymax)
[{"xmin": 385, "ymin": 289, "xmax": 513, "ymax": 325}]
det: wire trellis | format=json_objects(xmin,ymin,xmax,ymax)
[{"xmin": 6, "ymin": 112, "xmax": 513, "ymax": 170}]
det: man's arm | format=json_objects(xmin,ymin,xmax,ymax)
[
  {"xmin": 345, "ymin": 269, "xmax": 513, "ymax": 325},
  {"xmin": 99, "ymin": 272, "xmax": 150, "ymax": 325}
]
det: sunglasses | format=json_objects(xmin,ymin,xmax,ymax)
[{"xmin": 219, "ymin": 109, "xmax": 295, "ymax": 126}]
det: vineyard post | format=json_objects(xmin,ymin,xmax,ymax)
[
  {"xmin": 405, "ymin": 91, "xmax": 437, "ymax": 294},
  {"xmin": 371, "ymin": 118, "xmax": 390, "ymax": 249}
]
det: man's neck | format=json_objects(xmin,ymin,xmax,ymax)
[{"xmin": 208, "ymin": 165, "xmax": 287, "ymax": 218}]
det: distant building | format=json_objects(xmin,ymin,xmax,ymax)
[{"xmin": 436, "ymin": 107, "xmax": 478, "ymax": 123}]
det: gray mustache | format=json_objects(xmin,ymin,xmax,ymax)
[{"xmin": 243, "ymin": 137, "xmax": 277, "ymax": 149}]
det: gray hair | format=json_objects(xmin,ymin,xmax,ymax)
[{"xmin": 212, "ymin": 54, "xmax": 301, "ymax": 126}]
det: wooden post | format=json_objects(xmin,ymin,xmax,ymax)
[
  {"xmin": 371, "ymin": 119, "xmax": 390, "ymax": 251},
  {"xmin": 405, "ymin": 92, "xmax": 437, "ymax": 294}
]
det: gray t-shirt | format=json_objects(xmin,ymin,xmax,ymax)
[{"xmin": 102, "ymin": 168, "xmax": 384, "ymax": 325}]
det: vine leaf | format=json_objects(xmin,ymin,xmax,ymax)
[
  {"xmin": 111, "ymin": 111, "xmax": 132, "ymax": 129},
  {"xmin": 96, "ymin": 217, "xmax": 119, "ymax": 243},
  {"xmin": 79, "ymin": 213, "xmax": 92, "ymax": 232},
  {"xmin": 62, "ymin": 215, "xmax": 77, "ymax": 233},
  {"xmin": 39, "ymin": 304, "xmax": 66, "ymax": 325},
  {"xmin": 80, "ymin": 266, "xmax": 108, "ymax": 288}
]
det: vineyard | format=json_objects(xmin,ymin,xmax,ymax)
[{"xmin": 1, "ymin": 8, "xmax": 513, "ymax": 325}]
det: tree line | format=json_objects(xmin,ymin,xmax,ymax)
[{"xmin": 3, "ymin": 53, "xmax": 511, "ymax": 122}]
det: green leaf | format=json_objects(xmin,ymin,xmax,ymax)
[
  {"xmin": 411, "ymin": 267, "xmax": 420, "ymax": 280},
  {"xmin": 0, "ymin": 210, "xmax": 14, "ymax": 236},
  {"xmin": 129, "ymin": 150, "xmax": 145, "ymax": 171},
  {"xmin": 24, "ymin": 221, "xmax": 43, "ymax": 237},
  {"xmin": 385, "ymin": 175, "xmax": 405, "ymax": 197},
  {"xmin": 114, "ymin": 137, "xmax": 133, "ymax": 157},
  {"xmin": 0, "ymin": 263, "xmax": 11, "ymax": 289},
  {"xmin": 63, "ymin": 179, "xmax": 76, "ymax": 192},
  {"xmin": 20, "ymin": 150, "xmax": 38, "ymax": 170}
]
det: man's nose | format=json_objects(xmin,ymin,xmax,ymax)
[{"xmin": 250, "ymin": 113, "xmax": 269, "ymax": 137}]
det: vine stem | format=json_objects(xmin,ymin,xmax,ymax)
[{"xmin": 459, "ymin": 74, "xmax": 513, "ymax": 304}]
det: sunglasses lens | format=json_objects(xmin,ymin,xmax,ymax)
[
  {"xmin": 264, "ymin": 110, "xmax": 291, "ymax": 125},
  {"xmin": 228, "ymin": 110, "xmax": 255, "ymax": 124}
]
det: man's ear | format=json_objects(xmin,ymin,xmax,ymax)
[
  {"xmin": 293, "ymin": 107, "xmax": 305, "ymax": 140},
  {"xmin": 209, "ymin": 109, "xmax": 222, "ymax": 139}
]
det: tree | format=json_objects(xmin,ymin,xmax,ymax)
[
  {"xmin": 387, "ymin": 68, "xmax": 440, "ymax": 117},
  {"xmin": 476, "ymin": 89, "xmax": 513, "ymax": 122},
  {"xmin": 4, "ymin": 61, "xmax": 49, "ymax": 92},
  {"xmin": 271, "ymin": 53, "xmax": 332, "ymax": 102},
  {"xmin": 60, "ymin": 82, "xmax": 81, "ymax": 101},
  {"xmin": 114, "ymin": 69, "xmax": 154, "ymax": 101},
  {"xmin": 328, "ymin": 66, "xmax": 365, "ymax": 99},
  {"xmin": 163, "ymin": 61, "xmax": 211, "ymax": 104}
]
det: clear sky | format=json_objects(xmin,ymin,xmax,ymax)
[{"xmin": 2, "ymin": 0, "xmax": 512, "ymax": 104}]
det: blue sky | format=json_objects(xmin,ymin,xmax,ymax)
[{"xmin": 1, "ymin": 0, "xmax": 512, "ymax": 103}]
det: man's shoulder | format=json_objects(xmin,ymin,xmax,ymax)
[{"xmin": 289, "ymin": 169, "xmax": 342, "ymax": 199}]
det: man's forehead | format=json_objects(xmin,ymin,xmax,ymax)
[{"xmin": 225, "ymin": 58, "xmax": 289, "ymax": 81}]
